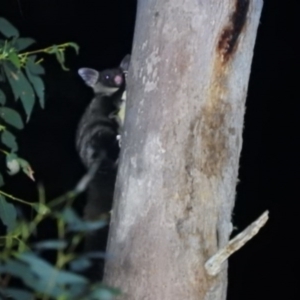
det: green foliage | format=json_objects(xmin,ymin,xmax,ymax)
[
  {"xmin": 0, "ymin": 195, "xmax": 17, "ymax": 232},
  {"xmin": 0, "ymin": 16, "xmax": 78, "ymax": 186},
  {"xmin": 1, "ymin": 130, "xmax": 18, "ymax": 152},
  {"xmin": 0, "ymin": 17, "xmax": 118, "ymax": 299},
  {"xmin": 0, "ymin": 107, "xmax": 24, "ymax": 129},
  {"xmin": 0, "ymin": 18, "xmax": 19, "ymax": 38},
  {"xmin": 0, "ymin": 187, "xmax": 119, "ymax": 300},
  {"xmin": 0, "ymin": 17, "xmax": 78, "ymax": 122}
]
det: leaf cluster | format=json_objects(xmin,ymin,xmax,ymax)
[
  {"xmin": 0, "ymin": 17, "xmax": 79, "ymax": 185},
  {"xmin": 0, "ymin": 186, "xmax": 119, "ymax": 300},
  {"xmin": 0, "ymin": 18, "xmax": 118, "ymax": 299}
]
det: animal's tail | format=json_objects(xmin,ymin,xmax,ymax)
[{"xmin": 82, "ymin": 153, "xmax": 117, "ymax": 281}]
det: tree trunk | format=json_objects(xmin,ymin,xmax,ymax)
[{"xmin": 104, "ymin": 0, "xmax": 263, "ymax": 299}]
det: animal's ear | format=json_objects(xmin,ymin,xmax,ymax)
[
  {"xmin": 78, "ymin": 68, "xmax": 99, "ymax": 87},
  {"xmin": 120, "ymin": 54, "xmax": 131, "ymax": 72}
]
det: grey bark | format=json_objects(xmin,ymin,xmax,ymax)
[{"xmin": 104, "ymin": 0, "xmax": 263, "ymax": 299}]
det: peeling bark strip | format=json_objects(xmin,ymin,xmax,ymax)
[
  {"xmin": 218, "ymin": 0, "xmax": 250, "ymax": 62},
  {"xmin": 104, "ymin": 1, "xmax": 263, "ymax": 299}
]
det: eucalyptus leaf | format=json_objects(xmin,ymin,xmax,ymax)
[
  {"xmin": 16, "ymin": 158, "xmax": 35, "ymax": 180},
  {"xmin": 8, "ymin": 51, "xmax": 21, "ymax": 69},
  {"xmin": 0, "ymin": 288, "xmax": 33, "ymax": 300},
  {"xmin": 61, "ymin": 207, "xmax": 82, "ymax": 225},
  {"xmin": 22, "ymin": 277, "xmax": 64, "ymax": 298},
  {"xmin": 62, "ymin": 207, "xmax": 107, "ymax": 232},
  {"xmin": 68, "ymin": 283, "xmax": 89, "ymax": 298},
  {"xmin": 47, "ymin": 45, "xmax": 58, "ymax": 54},
  {"xmin": 34, "ymin": 240, "xmax": 67, "ymax": 250},
  {"xmin": 56, "ymin": 51, "xmax": 69, "ymax": 71},
  {"xmin": 90, "ymin": 286, "xmax": 121, "ymax": 300},
  {"xmin": 0, "ymin": 89, "xmax": 6, "ymax": 105},
  {"xmin": 69, "ymin": 257, "xmax": 91, "ymax": 272},
  {"xmin": 14, "ymin": 37, "xmax": 36, "ymax": 51},
  {"xmin": 25, "ymin": 67, "xmax": 45, "ymax": 108},
  {"xmin": 3, "ymin": 259, "xmax": 64, "ymax": 299},
  {"xmin": 0, "ymin": 259, "xmax": 43, "ymax": 294},
  {"xmin": 0, "ymin": 195, "xmax": 17, "ymax": 232},
  {"xmin": 18, "ymin": 73, "xmax": 35, "ymax": 120},
  {"xmin": 0, "ymin": 259, "xmax": 32, "ymax": 279},
  {"xmin": 55, "ymin": 269, "xmax": 88, "ymax": 285},
  {"xmin": 3, "ymin": 63, "xmax": 35, "ymax": 120},
  {"xmin": 19, "ymin": 252, "xmax": 88, "ymax": 285},
  {"xmin": 2, "ymin": 63, "xmax": 21, "ymax": 100},
  {"xmin": 68, "ymin": 42, "xmax": 79, "ymax": 54},
  {"xmin": 0, "ymin": 107, "xmax": 24, "ymax": 129},
  {"xmin": 26, "ymin": 56, "xmax": 45, "ymax": 75},
  {"xmin": 1, "ymin": 130, "xmax": 18, "ymax": 152},
  {"xmin": 58, "ymin": 51, "xmax": 65, "ymax": 64},
  {"xmin": 0, "ymin": 18, "xmax": 19, "ymax": 38},
  {"xmin": 70, "ymin": 219, "xmax": 107, "ymax": 232},
  {"xmin": 18, "ymin": 251, "xmax": 59, "ymax": 277},
  {"xmin": 16, "ymin": 157, "xmax": 30, "ymax": 168}
]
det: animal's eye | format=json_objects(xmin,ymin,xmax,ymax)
[{"xmin": 105, "ymin": 75, "xmax": 110, "ymax": 80}]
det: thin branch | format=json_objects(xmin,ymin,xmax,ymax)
[
  {"xmin": 18, "ymin": 43, "xmax": 71, "ymax": 57},
  {"xmin": 205, "ymin": 210, "xmax": 269, "ymax": 276},
  {"xmin": 0, "ymin": 190, "xmax": 31, "ymax": 206}
]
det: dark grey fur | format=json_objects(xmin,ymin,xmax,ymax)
[{"xmin": 76, "ymin": 55, "xmax": 130, "ymax": 280}]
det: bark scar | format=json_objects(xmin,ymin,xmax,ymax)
[{"xmin": 217, "ymin": 0, "xmax": 250, "ymax": 63}]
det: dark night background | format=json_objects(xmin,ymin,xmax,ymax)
[{"xmin": 1, "ymin": 0, "xmax": 298, "ymax": 299}]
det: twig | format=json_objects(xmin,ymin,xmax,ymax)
[
  {"xmin": 0, "ymin": 190, "xmax": 31, "ymax": 206},
  {"xmin": 205, "ymin": 210, "xmax": 269, "ymax": 276}
]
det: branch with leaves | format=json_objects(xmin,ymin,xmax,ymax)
[
  {"xmin": 0, "ymin": 17, "xmax": 120, "ymax": 299},
  {"xmin": 0, "ymin": 17, "xmax": 78, "ymax": 186},
  {"xmin": 0, "ymin": 178, "xmax": 118, "ymax": 300}
]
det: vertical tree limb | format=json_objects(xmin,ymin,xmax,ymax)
[{"xmin": 105, "ymin": 1, "xmax": 263, "ymax": 299}]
